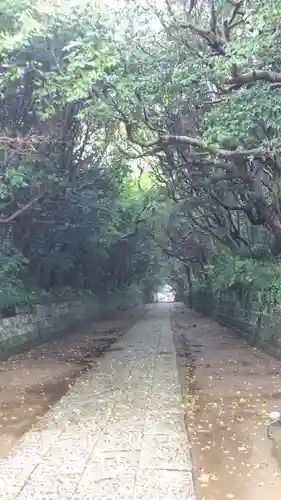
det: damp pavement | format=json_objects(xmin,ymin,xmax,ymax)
[
  {"xmin": 172, "ymin": 304, "xmax": 281, "ymax": 500},
  {"xmin": 0, "ymin": 303, "xmax": 196, "ymax": 500},
  {"xmin": 0, "ymin": 311, "xmax": 142, "ymax": 457}
]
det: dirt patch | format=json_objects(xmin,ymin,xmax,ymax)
[
  {"xmin": 0, "ymin": 307, "xmax": 143, "ymax": 457},
  {"xmin": 172, "ymin": 304, "xmax": 281, "ymax": 500}
]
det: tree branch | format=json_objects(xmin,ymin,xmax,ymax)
[
  {"xmin": 124, "ymin": 121, "xmax": 263, "ymax": 158},
  {"xmin": 226, "ymin": 69, "xmax": 281, "ymax": 89},
  {"xmin": 180, "ymin": 17, "xmax": 226, "ymax": 56},
  {"xmin": 0, "ymin": 193, "xmax": 44, "ymax": 224},
  {"xmin": 0, "ymin": 134, "xmax": 51, "ymax": 153}
]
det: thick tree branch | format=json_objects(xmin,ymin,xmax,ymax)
[
  {"xmin": 181, "ymin": 21, "xmax": 226, "ymax": 55},
  {"xmin": 226, "ymin": 69, "xmax": 281, "ymax": 89},
  {"xmin": 124, "ymin": 121, "xmax": 263, "ymax": 158}
]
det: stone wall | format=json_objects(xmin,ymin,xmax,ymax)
[
  {"xmin": 192, "ymin": 292, "xmax": 281, "ymax": 358},
  {"xmin": 0, "ymin": 291, "xmax": 140, "ymax": 359}
]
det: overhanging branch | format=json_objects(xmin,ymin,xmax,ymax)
[
  {"xmin": 225, "ymin": 69, "xmax": 281, "ymax": 89},
  {"xmin": 123, "ymin": 120, "xmax": 264, "ymax": 158},
  {"xmin": 0, "ymin": 192, "xmax": 44, "ymax": 224}
]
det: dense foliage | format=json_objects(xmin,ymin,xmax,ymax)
[
  {"xmin": 103, "ymin": 0, "xmax": 281, "ymax": 307},
  {"xmin": 0, "ymin": 0, "xmax": 166, "ymax": 310},
  {"xmin": 2, "ymin": 0, "xmax": 281, "ymax": 312}
]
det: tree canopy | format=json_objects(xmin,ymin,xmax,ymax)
[{"xmin": 1, "ymin": 0, "xmax": 281, "ymax": 310}]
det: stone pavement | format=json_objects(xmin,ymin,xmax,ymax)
[{"xmin": 0, "ymin": 303, "xmax": 195, "ymax": 500}]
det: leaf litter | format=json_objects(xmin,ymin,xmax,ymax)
[{"xmin": 172, "ymin": 304, "xmax": 281, "ymax": 500}]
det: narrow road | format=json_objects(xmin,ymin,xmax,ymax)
[
  {"xmin": 172, "ymin": 304, "xmax": 281, "ymax": 500},
  {"xmin": 0, "ymin": 304, "xmax": 195, "ymax": 500},
  {"xmin": 0, "ymin": 310, "xmax": 141, "ymax": 457}
]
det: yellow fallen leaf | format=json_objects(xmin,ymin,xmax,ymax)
[{"xmin": 199, "ymin": 473, "xmax": 210, "ymax": 484}]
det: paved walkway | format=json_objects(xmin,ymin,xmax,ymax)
[{"xmin": 0, "ymin": 304, "xmax": 195, "ymax": 500}]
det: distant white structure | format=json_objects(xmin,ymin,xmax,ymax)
[{"xmin": 156, "ymin": 285, "xmax": 175, "ymax": 302}]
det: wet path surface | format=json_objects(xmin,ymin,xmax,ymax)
[
  {"xmin": 0, "ymin": 303, "xmax": 195, "ymax": 500},
  {"xmin": 0, "ymin": 308, "xmax": 143, "ymax": 457},
  {"xmin": 172, "ymin": 304, "xmax": 281, "ymax": 500}
]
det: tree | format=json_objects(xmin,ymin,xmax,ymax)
[
  {"xmin": 3, "ymin": 0, "xmax": 281, "ymax": 311},
  {"xmin": 0, "ymin": 0, "xmax": 164, "ymax": 308}
]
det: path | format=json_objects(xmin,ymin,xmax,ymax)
[
  {"xmin": 0, "ymin": 309, "xmax": 142, "ymax": 457},
  {"xmin": 0, "ymin": 304, "xmax": 195, "ymax": 500},
  {"xmin": 172, "ymin": 304, "xmax": 281, "ymax": 500}
]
